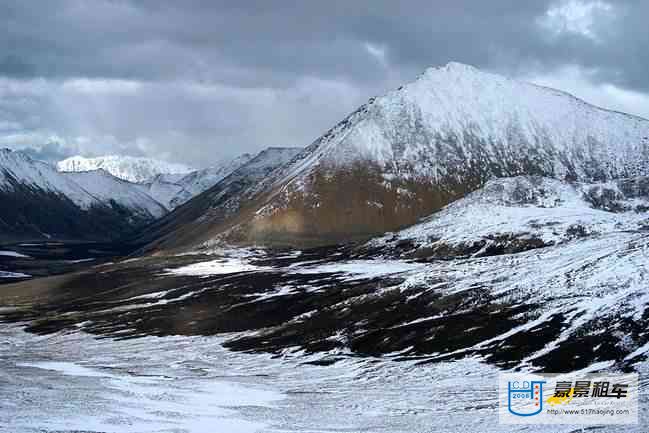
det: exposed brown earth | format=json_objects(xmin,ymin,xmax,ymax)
[{"xmin": 216, "ymin": 155, "xmax": 556, "ymax": 248}]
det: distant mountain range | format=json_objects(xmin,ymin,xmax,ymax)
[
  {"xmin": 0, "ymin": 150, "xmax": 277, "ymax": 242},
  {"xmin": 57, "ymin": 153, "xmax": 257, "ymax": 211}
]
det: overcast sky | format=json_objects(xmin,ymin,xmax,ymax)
[{"xmin": 2, "ymin": 0, "xmax": 649, "ymax": 167}]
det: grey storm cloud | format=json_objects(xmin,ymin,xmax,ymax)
[
  {"xmin": 1, "ymin": 0, "xmax": 649, "ymax": 166},
  {"xmin": 18, "ymin": 141, "xmax": 79, "ymax": 163}
]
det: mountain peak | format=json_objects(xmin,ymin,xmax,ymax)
[
  {"xmin": 443, "ymin": 61, "xmax": 479, "ymax": 72},
  {"xmin": 417, "ymin": 61, "xmax": 484, "ymax": 81}
]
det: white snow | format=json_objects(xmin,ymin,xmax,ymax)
[
  {"xmin": 11, "ymin": 347, "xmax": 282, "ymax": 433},
  {"xmin": 0, "ymin": 270, "xmax": 30, "ymax": 278},
  {"xmin": 2, "ymin": 323, "xmax": 647, "ymax": 433},
  {"xmin": 0, "ymin": 148, "xmax": 97, "ymax": 208},
  {"xmin": 165, "ymin": 251, "xmax": 423, "ymax": 282},
  {"xmin": 165, "ymin": 257, "xmax": 269, "ymax": 277},
  {"xmin": 19, "ymin": 361, "xmax": 117, "ymax": 378},
  {"xmin": 63, "ymin": 169, "xmax": 167, "ymax": 218},
  {"xmin": 371, "ymin": 176, "xmax": 649, "ymax": 252},
  {"xmin": 345, "ymin": 61, "xmax": 649, "ymax": 176},
  {"xmin": 294, "ymin": 259, "xmax": 425, "ymax": 281},
  {"xmin": 0, "ymin": 250, "xmax": 31, "ymax": 258},
  {"xmin": 137, "ymin": 173, "xmax": 186, "ymax": 210},
  {"xmin": 0, "ymin": 149, "xmax": 167, "ymax": 217},
  {"xmin": 58, "ymin": 154, "xmax": 194, "ymax": 184}
]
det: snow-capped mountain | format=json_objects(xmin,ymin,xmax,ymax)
[
  {"xmin": 58, "ymin": 155, "xmax": 194, "ymax": 184},
  {"xmin": 172, "ymin": 62, "xmax": 649, "ymax": 248},
  {"xmin": 0, "ymin": 149, "xmax": 166, "ymax": 241},
  {"xmin": 141, "ymin": 154, "xmax": 253, "ymax": 210},
  {"xmin": 4, "ymin": 64, "xmax": 649, "ymax": 433}
]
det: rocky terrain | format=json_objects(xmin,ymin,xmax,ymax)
[{"xmin": 2, "ymin": 175, "xmax": 647, "ymax": 376}]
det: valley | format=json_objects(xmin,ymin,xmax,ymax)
[{"xmin": 2, "ymin": 174, "xmax": 649, "ymax": 371}]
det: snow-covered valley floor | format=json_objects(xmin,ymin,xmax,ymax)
[{"xmin": 2, "ymin": 322, "xmax": 647, "ymax": 433}]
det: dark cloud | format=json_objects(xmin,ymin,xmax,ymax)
[{"xmin": 0, "ymin": 0, "xmax": 648, "ymax": 166}]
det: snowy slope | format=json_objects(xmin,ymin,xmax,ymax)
[
  {"xmin": 5, "ymin": 173, "xmax": 648, "ymax": 373},
  {"xmin": 369, "ymin": 176, "xmax": 649, "ymax": 258},
  {"xmin": 360, "ymin": 177, "xmax": 649, "ymax": 370},
  {"xmin": 175, "ymin": 175, "xmax": 649, "ymax": 371},
  {"xmin": 139, "ymin": 173, "xmax": 186, "ymax": 210},
  {"xmin": 169, "ymin": 153, "xmax": 253, "ymax": 208},
  {"xmin": 142, "ymin": 154, "xmax": 254, "ymax": 210},
  {"xmin": 63, "ymin": 170, "xmax": 167, "ymax": 219},
  {"xmin": 58, "ymin": 155, "xmax": 193, "ymax": 184}
]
